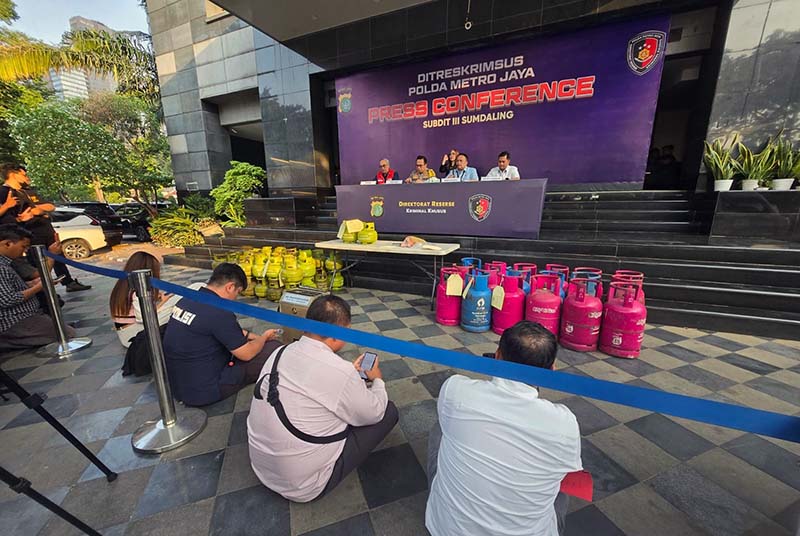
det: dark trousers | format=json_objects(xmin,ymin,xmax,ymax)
[
  {"xmin": 317, "ymin": 401, "xmax": 399, "ymax": 499},
  {"xmin": 218, "ymin": 340, "xmax": 283, "ymax": 401},
  {"xmin": 427, "ymin": 421, "xmax": 569, "ymax": 536},
  {"xmin": 25, "ymin": 231, "xmax": 75, "ymax": 286}
]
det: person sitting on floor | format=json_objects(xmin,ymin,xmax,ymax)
[
  {"xmin": 162, "ymin": 263, "xmax": 282, "ymax": 406},
  {"xmin": 426, "ymin": 320, "xmax": 582, "ymax": 536},
  {"xmin": 248, "ymin": 294, "xmax": 398, "ymax": 502},
  {"xmin": 0, "ymin": 224, "xmax": 74, "ymax": 351},
  {"xmin": 109, "ymin": 251, "xmax": 203, "ymax": 348}
]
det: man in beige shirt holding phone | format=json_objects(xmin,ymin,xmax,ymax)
[{"xmin": 248, "ymin": 294, "xmax": 398, "ymax": 502}]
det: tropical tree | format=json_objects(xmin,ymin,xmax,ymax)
[
  {"xmin": 9, "ymin": 99, "xmax": 127, "ymax": 201},
  {"xmin": 0, "ymin": 78, "xmax": 49, "ymax": 162},
  {"xmin": 0, "ymin": 0, "xmax": 17, "ymax": 24},
  {"xmin": 78, "ymin": 93, "xmax": 172, "ymax": 215},
  {"xmin": 0, "ymin": 28, "xmax": 158, "ymax": 104}
]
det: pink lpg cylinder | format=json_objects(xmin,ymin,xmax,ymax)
[
  {"xmin": 525, "ymin": 274, "xmax": 563, "ymax": 339},
  {"xmin": 546, "ymin": 263, "xmax": 570, "ymax": 281},
  {"xmin": 560, "ymin": 279, "xmax": 603, "ymax": 352},
  {"xmin": 513, "ymin": 263, "xmax": 537, "ymax": 294},
  {"xmin": 436, "ymin": 267, "xmax": 462, "ymax": 326},
  {"xmin": 479, "ymin": 268, "xmax": 501, "ymax": 290},
  {"xmin": 599, "ymin": 282, "xmax": 647, "ymax": 358},
  {"xmin": 613, "ymin": 270, "xmax": 645, "ymax": 304},
  {"xmin": 486, "ymin": 261, "xmax": 508, "ymax": 276},
  {"xmin": 491, "ymin": 274, "xmax": 525, "ymax": 335}
]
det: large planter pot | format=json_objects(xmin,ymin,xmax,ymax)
[
  {"xmin": 740, "ymin": 179, "xmax": 758, "ymax": 191},
  {"xmin": 771, "ymin": 178, "xmax": 796, "ymax": 191},
  {"xmin": 714, "ymin": 179, "xmax": 734, "ymax": 191}
]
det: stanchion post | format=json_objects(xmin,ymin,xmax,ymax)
[
  {"xmin": 30, "ymin": 245, "xmax": 92, "ymax": 358},
  {"xmin": 128, "ymin": 269, "xmax": 206, "ymax": 453}
]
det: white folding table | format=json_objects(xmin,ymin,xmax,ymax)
[{"xmin": 314, "ymin": 239, "xmax": 461, "ymax": 308}]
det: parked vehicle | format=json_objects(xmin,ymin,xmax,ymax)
[
  {"xmin": 66, "ymin": 202, "xmax": 124, "ymax": 245},
  {"xmin": 115, "ymin": 202, "xmax": 169, "ymax": 242},
  {"xmin": 50, "ymin": 208, "xmax": 108, "ymax": 260}
]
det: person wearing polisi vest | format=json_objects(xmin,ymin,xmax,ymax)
[
  {"xmin": 375, "ymin": 158, "xmax": 400, "ymax": 184},
  {"xmin": 162, "ymin": 263, "xmax": 283, "ymax": 407},
  {"xmin": 248, "ymin": 294, "xmax": 399, "ymax": 502}
]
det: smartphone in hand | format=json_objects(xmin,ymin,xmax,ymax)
[{"xmin": 359, "ymin": 352, "xmax": 378, "ymax": 380}]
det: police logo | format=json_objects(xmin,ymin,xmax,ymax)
[
  {"xmin": 337, "ymin": 89, "xmax": 352, "ymax": 113},
  {"xmin": 369, "ymin": 196, "xmax": 384, "ymax": 218},
  {"xmin": 468, "ymin": 194, "xmax": 492, "ymax": 222},
  {"xmin": 627, "ymin": 31, "xmax": 666, "ymax": 76}
]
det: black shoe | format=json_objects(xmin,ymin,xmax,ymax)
[{"xmin": 65, "ymin": 280, "xmax": 92, "ymax": 292}]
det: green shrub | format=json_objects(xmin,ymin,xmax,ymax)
[
  {"xmin": 210, "ymin": 161, "xmax": 264, "ymax": 226},
  {"xmin": 148, "ymin": 207, "xmax": 204, "ymax": 247},
  {"xmin": 183, "ymin": 192, "xmax": 215, "ymax": 219}
]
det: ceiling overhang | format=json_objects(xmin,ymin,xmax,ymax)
[{"xmin": 211, "ymin": 0, "xmax": 433, "ymax": 42}]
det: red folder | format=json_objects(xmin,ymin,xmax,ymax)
[{"xmin": 559, "ymin": 471, "xmax": 593, "ymax": 502}]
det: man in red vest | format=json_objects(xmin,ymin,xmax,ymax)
[{"xmin": 375, "ymin": 159, "xmax": 399, "ymax": 184}]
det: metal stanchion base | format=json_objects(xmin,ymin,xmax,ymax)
[
  {"xmin": 36, "ymin": 337, "xmax": 93, "ymax": 358},
  {"xmin": 131, "ymin": 408, "xmax": 207, "ymax": 454}
]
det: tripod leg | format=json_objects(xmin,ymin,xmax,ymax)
[
  {"xmin": 0, "ymin": 369, "xmax": 118, "ymax": 482},
  {"xmin": 0, "ymin": 466, "xmax": 102, "ymax": 536}
]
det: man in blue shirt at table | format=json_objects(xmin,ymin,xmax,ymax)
[
  {"xmin": 445, "ymin": 153, "xmax": 479, "ymax": 181},
  {"xmin": 163, "ymin": 263, "xmax": 282, "ymax": 407}
]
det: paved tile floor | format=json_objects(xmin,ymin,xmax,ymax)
[{"xmin": 1, "ymin": 264, "xmax": 799, "ymax": 536}]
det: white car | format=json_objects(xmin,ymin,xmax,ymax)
[{"xmin": 50, "ymin": 207, "xmax": 108, "ymax": 260}]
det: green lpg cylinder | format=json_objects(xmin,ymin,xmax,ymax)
[{"xmin": 254, "ymin": 277, "xmax": 268, "ymax": 299}]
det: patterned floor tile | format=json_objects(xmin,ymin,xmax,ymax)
[
  {"xmin": 598, "ymin": 483, "xmax": 708, "ymax": 536},
  {"xmin": 209, "ymin": 485, "xmax": 290, "ymax": 536},
  {"xmin": 626, "ymin": 414, "xmax": 714, "ymax": 461},
  {"xmin": 688, "ymin": 448, "xmax": 800, "ymax": 517},
  {"xmin": 299, "ymin": 512, "xmax": 375, "ymax": 536},
  {"xmin": 124, "ymin": 498, "xmax": 215, "ymax": 536},
  {"xmin": 579, "ymin": 439, "xmax": 638, "ymax": 501},
  {"xmin": 565, "ymin": 504, "xmax": 625, "ymax": 536},
  {"xmin": 723, "ymin": 435, "xmax": 800, "ymax": 491},
  {"xmin": 561, "ymin": 397, "xmax": 619, "ymax": 436},
  {"xmin": 291, "ymin": 472, "xmax": 369, "ymax": 536},
  {"xmin": 649, "ymin": 464, "xmax": 773, "ymax": 536},
  {"xmin": 368, "ymin": 491, "xmax": 430, "ymax": 536},
  {"xmin": 737, "ymin": 347, "xmax": 797, "ymax": 370},
  {"xmin": 358, "ymin": 444, "xmax": 428, "ymax": 509},
  {"xmin": 134, "ymin": 449, "xmax": 225, "ymax": 519},
  {"xmin": 588, "ymin": 424, "xmax": 679, "ymax": 481}
]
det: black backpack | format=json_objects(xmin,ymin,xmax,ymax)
[{"xmin": 121, "ymin": 324, "xmax": 167, "ymax": 377}]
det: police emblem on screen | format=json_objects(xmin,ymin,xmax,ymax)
[
  {"xmin": 468, "ymin": 194, "xmax": 492, "ymax": 222},
  {"xmin": 627, "ymin": 30, "xmax": 666, "ymax": 76},
  {"xmin": 337, "ymin": 89, "xmax": 352, "ymax": 113},
  {"xmin": 370, "ymin": 196, "xmax": 384, "ymax": 218}
]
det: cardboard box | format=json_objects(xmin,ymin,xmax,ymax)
[{"xmin": 278, "ymin": 286, "xmax": 329, "ymax": 343}]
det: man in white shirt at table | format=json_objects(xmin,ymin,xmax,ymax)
[
  {"xmin": 248, "ymin": 294, "xmax": 398, "ymax": 502},
  {"xmin": 485, "ymin": 150, "xmax": 521, "ymax": 180},
  {"xmin": 425, "ymin": 320, "xmax": 582, "ymax": 536}
]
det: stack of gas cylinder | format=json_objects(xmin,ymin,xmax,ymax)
[
  {"xmin": 211, "ymin": 246, "xmax": 346, "ymax": 302},
  {"xmin": 435, "ymin": 258, "xmax": 647, "ymax": 359}
]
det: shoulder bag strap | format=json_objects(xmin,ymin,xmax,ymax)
[{"xmin": 254, "ymin": 345, "xmax": 349, "ymax": 444}]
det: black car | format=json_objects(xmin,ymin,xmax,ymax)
[
  {"xmin": 65, "ymin": 202, "xmax": 124, "ymax": 246},
  {"xmin": 115, "ymin": 203, "xmax": 165, "ymax": 242}
]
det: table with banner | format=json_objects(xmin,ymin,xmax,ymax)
[{"xmin": 335, "ymin": 178, "xmax": 547, "ymax": 239}]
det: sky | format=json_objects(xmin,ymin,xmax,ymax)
[{"xmin": 8, "ymin": 0, "xmax": 150, "ymax": 43}]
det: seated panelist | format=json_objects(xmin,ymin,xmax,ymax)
[
  {"xmin": 485, "ymin": 151, "xmax": 520, "ymax": 180},
  {"xmin": 405, "ymin": 156, "xmax": 436, "ymax": 183},
  {"xmin": 445, "ymin": 153, "xmax": 479, "ymax": 182},
  {"xmin": 375, "ymin": 159, "xmax": 400, "ymax": 184}
]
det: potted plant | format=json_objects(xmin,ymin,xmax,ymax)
[
  {"xmin": 772, "ymin": 138, "xmax": 797, "ymax": 190},
  {"xmin": 733, "ymin": 142, "xmax": 775, "ymax": 191},
  {"xmin": 703, "ymin": 133, "xmax": 740, "ymax": 191}
]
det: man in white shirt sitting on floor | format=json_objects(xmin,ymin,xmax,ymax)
[
  {"xmin": 248, "ymin": 294, "xmax": 398, "ymax": 502},
  {"xmin": 426, "ymin": 320, "xmax": 582, "ymax": 536}
]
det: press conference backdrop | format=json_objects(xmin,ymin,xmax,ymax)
[{"xmin": 335, "ymin": 15, "xmax": 670, "ymax": 186}]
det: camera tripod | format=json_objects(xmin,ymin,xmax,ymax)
[{"xmin": 0, "ymin": 367, "xmax": 117, "ymax": 536}]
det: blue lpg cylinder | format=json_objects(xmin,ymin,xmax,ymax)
[{"xmin": 461, "ymin": 271, "xmax": 492, "ymax": 332}]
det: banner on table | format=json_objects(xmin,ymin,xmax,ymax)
[
  {"xmin": 336, "ymin": 180, "xmax": 547, "ymax": 239},
  {"xmin": 335, "ymin": 15, "xmax": 669, "ymax": 186}
]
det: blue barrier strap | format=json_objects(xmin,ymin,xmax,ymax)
[
  {"xmin": 47, "ymin": 252, "xmax": 800, "ymax": 443},
  {"xmin": 46, "ymin": 252, "xmax": 128, "ymax": 280}
]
